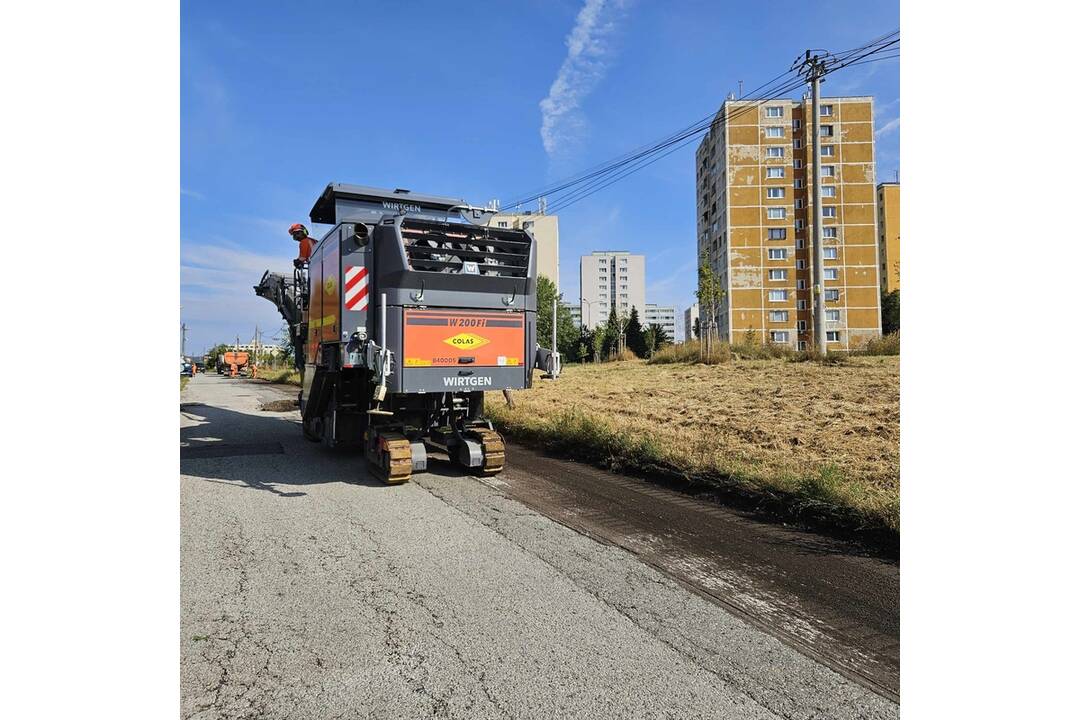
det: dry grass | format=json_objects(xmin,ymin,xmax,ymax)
[
  {"xmin": 180, "ymin": 376, "xmax": 189, "ymax": 392},
  {"xmin": 488, "ymin": 356, "xmax": 899, "ymax": 533},
  {"xmin": 257, "ymin": 368, "xmax": 301, "ymax": 385}
]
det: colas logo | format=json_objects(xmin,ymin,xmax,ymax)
[{"xmin": 443, "ymin": 332, "xmax": 490, "ymax": 349}]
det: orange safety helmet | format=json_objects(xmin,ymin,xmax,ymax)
[{"xmin": 288, "ymin": 223, "xmax": 308, "ymax": 239}]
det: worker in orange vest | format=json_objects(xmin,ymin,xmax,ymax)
[{"xmin": 290, "ymin": 223, "xmax": 314, "ymax": 268}]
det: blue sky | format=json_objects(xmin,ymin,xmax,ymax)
[{"xmin": 181, "ymin": 0, "xmax": 899, "ymax": 354}]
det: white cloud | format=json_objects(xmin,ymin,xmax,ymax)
[
  {"xmin": 539, "ymin": 0, "xmax": 629, "ymax": 158},
  {"xmin": 876, "ymin": 117, "xmax": 900, "ymax": 137},
  {"xmin": 180, "ymin": 187, "xmax": 204, "ymax": 200},
  {"xmin": 180, "ymin": 240, "xmax": 297, "ymax": 347}
]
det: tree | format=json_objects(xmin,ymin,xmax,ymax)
[
  {"xmin": 536, "ymin": 275, "xmax": 580, "ymax": 359},
  {"xmin": 591, "ymin": 325, "xmax": 606, "ymax": 363},
  {"xmin": 624, "ymin": 307, "xmax": 647, "ymax": 358},
  {"xmin": 693, "ymin": 317, "xmax": 701, "ymax": 340},
  {"xmin": 603, "ymin": 306, "xmax": 622, "ymax": 359},
  {"xmin": 645, "ymin": 322, "xmax": 671, "ymax": 356},
  {"xmin": 881, "ymin": 289, "xmax": 900, "ymax": 335},
  {"xmin": 696, "ymin": 257, "xmax": 725, "ymax": 358}
]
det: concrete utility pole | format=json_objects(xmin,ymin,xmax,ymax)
[
  {"xmin": 797, "ymin": 50, "xmax": 829, "ymax": 354},
  {"xmin": 181, "ymin": 323, "xmax": 187, "ymax": 359}
]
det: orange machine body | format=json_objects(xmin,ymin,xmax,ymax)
[{"xmin": 403, "ymin": 309, "xmax": 525, "ymax": 368}]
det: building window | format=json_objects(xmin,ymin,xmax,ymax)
[
  {"xmin": 821, "ymin": 105, "xmax": 834, "ymax": 116},
  {"xmin": 769, "ymin": 310, "xmax": 788, "ymax": 322},
  {"xmin": 768, "ymin": 289, "xmax": 788, "ymax": 302},
  {"xmin": 795, "ymin": 219, "xmax": 805, "ymax": 229},
  {"xmin": 497, "ymin": 221, "xmax": 508, "ymax": 228},
  {"xmin": 798, "ymin": 340, "xmax": 808, "ymax": 350},
  {"xmin": 766, "ymin": 106, "xmax": 784, "ymax": 117},
  {"xmin": 822, "ymin": 206, "xmax": 837, "ymax": 218},
  {"xmin": 599, "ymin": 285, "xmax": 607, "ymax": 291},
  {"xmin": 793, "ymin": 119, "xmax": 802, "ymax": 130},
  {"xmin": 794, "ymin": 178, "xmax": 805, "ymax": 189},
  {"xmin": 768, "ymin": 228, "xmax": 787, "ymax": 240},
  {"xmin": 768, "ymin": 248, "xmax": 787, "ymax": 260},
  {"xmin": 765, "ymin": 126, "xmax": 784, "ymax": 138},
  {"xmin": 794, "ymin": 198, "xmax": 804, "ymax": 209},
  {"xmin": 766, "ymin": 167, "xmax": 785, "ymax": 179},
  {"xmin": 767, "ymin": 187, "xmax": 785, "ymax": 199},
  {"xmin": 796, "ymin": 238, "xmax": 805, "ymax": 250},
  {"xmin": 825, "ymin": 289, "xmax": 840, "ymax": 301},
  {"xmin": 794, "ymin": 159, "xmax": 804, "ymax": 169},
  {"xmin": 797, "ymin": 279, "xmax": 807, "ymax": 290},
  {"xmin": 793, "ymin": 139, "xmax": 803, "ymax": 150},
  {"xmin": 827, "ymin": 331, "xmax": 840, "ymax": 342},
  {"xmin": 823, "ymin": 227, "xmax": 838, "ymax": 238},
  {"xmin": 767, "ymin": 208, "xmax": 787, "ymax": 220},
  {"xmin": 797, "ymin": 320, "xmax": 807, "ymax": 331},
  {"xmin": 824, "ymin": 268, "xmax": 839, "ymax": 280},
  {"xmin": 824, "ymin": 247, "xmax": 838, "ymax": 260},
  {"xmin": 796, "ymin": 259, "xmax": 806, "ymax": 269},
  {"xmin": 826, "ymin": 310, "xmax": 841, "ymax": 322},
  {"xmin": 770, "ymin": 331, "xmax": 789, "ymax": 343},
  {"xmin": 769, "ymin": 269, "xmax": 787, "ymax": 281},
  {"xmin": 821, "ymin": 125, "xmax": 834, "ymax": 137},
  {"xmin": 797, "ymin": 299, "xmax": 808, "ymax": 310},
  {"xmin": 821, "ymin": 145, "xmax": 835, "ymax": 156},
  {"xmin": 766, "ymin": 146, "xmax": 784, "ymax": 158},
  {"xmin": 822, "ymin": 165, "xmax": 836, "ymax": 177},
  {"xmin": 821, "ymin": 186, "xmax": 837, "ymax": 198}
]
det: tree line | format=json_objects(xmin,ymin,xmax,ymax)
[{"xmin": 536, "ymin": 276, "xmax": 671, "ymax": 363}]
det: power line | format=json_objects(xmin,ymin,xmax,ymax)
[
  {"xmin": 503, "ymin": 28, "xmax": 899, "ymax": 214},
  {"xmin": 504, "ymin": 67, "xmax": 805, "ymax": 209}
]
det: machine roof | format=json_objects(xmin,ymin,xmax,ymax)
[{"xmin": 309, "ymin": 184, "xmax": 468, "ymax": 224}]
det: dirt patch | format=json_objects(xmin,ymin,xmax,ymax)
[{"xmin": 260, "ymin": 399, "xmax": 299, "ymax": 412}]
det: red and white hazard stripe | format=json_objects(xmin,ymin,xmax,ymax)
[{"xmin": 344, "ymin": 265, "xmax": 369, "ymax": 311}]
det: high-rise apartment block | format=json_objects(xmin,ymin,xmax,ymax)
[
  {"xmin": 579, "ymin": 251, "xmax": 646, "ymax": 329},
  {"xmin": 644, "ymin": 304, "xmax": 677, "ymax": 343},
  {"xmin": 695, "ymin": 97, "xmax": 882, "ymax": 350},
  {"xmin": 877, "ymin": 182, "xmax": 899, "ymax": 293}
]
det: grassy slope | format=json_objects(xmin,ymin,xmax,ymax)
[{"xmin": 487, "ymin": 357, "xmax": 899, "ymax": 534}]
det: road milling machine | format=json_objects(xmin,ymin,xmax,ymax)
[{"xmin": 256, "ymin": 184, "xmax": 559, "ymax": 484}]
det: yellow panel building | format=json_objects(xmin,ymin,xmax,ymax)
[
  {"xmin": 877, "ymin": 182, "xmax": 900, "ymax": 293},
  {"xmin": 695, "ymin": 96, "xmax": 883, "ymax": 351}
]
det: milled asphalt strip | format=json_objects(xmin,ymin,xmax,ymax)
[{"xmin": 411, "ymin": 471, "xmax": 899, "ymax": 720}]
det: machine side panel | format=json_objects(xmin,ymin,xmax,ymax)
[
  {"xmin": 318, "ymin": 235, "xmax": 341, "ymax": 346},
  {"xmin": 403, "ymin": 310, "xmax": 525, "ymax": 368},
  {"xmin": 306, "ymin": 245, "xmax": 324, "ymax": 365}
]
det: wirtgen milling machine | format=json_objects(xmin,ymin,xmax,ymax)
[{"xmin": 256, "ymin": 184, "xmax": 559, "ymax": 484}]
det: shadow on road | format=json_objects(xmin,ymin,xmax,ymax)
[{"xmin": 180, "ymin": 402, "xmax": 392, "ymax": 496}]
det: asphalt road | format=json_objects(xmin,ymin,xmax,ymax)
[{"xmin": 181, "ymin": 373, "xmax": 899, "ymax": 719}]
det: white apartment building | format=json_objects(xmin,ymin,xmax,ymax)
[
  {"xmin": 579, "ymin": 251, "xmax": 646, "ymax": 329},
  {"xmin": 644, "ymin": 304, "xmax": 677, "ymax": 343},
  {"xmin": 568, "ymin": 305, "xmax": 582, "ymax": 329},
  {"xmin": 684, "ymin": 303, "xmax": 699, "ymax": 341}
]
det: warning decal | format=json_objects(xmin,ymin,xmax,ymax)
[{"xmin": 344, "ymin": 266, "xmax": 369, "ymax": 311}]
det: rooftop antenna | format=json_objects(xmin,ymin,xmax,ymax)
[
  {"xmin": 538, "ymin": 197, "xmax": 547, "ymax": 215},
  {"xmin": 738, "ymin": 79, "xmax": 743, "ymax": 98}
]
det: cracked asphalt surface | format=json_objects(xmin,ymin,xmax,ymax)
[{"xmin": 181, "ymin": 373, "xmax": 898, "ymax": 719}]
